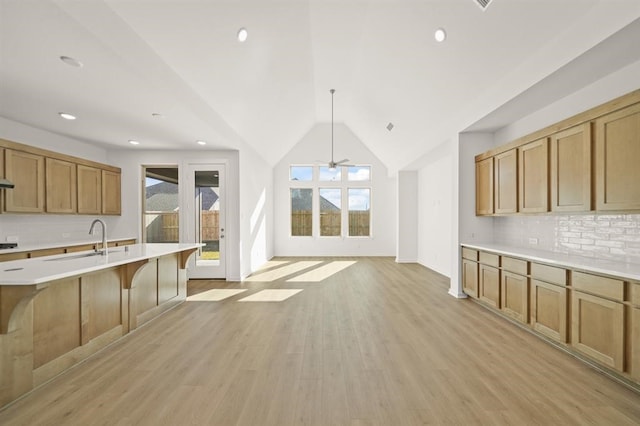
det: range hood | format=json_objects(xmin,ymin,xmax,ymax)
[{"xmin": 0, "ymin": 178, "xmax": 15, "ymax": 189}]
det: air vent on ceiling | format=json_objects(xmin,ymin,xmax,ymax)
[{"xmin": 474, "ymin": 0, "xmax": 493, "ymax": 11}]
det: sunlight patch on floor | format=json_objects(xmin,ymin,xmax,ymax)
[
  {"xmin": 187, "ymin": 289, "xmax": 248, "ymax": 301},
  {"xmin": 237, "ymin": 289, "xmax": 303, "ymax": 302},
  {"xmin": 287, "ymin": 260, "xmax": 357, "ymax": 282},
  {"xmin": 245, "ymin": 261, "xmax": 323, "ymax": 282}
]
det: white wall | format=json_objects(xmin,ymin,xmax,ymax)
[
  {"xmin": 273, "ymin": 123, "xmax": 396, "ymax": 256},
  {"xmin": 238, "ymin": 147, "xmax": 274, "ymax": 278},
  {"xmin": 415, "ymin": 142, "xmax": 454, "ymax": 277},
  {"xmin": 396, "ymin": 171, "xmax": 417, "ymax": 262}
]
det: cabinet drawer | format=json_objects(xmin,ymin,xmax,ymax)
[
  {"xmin": 479, "ymin": 252, "xmax": 499, "ymax": 267},
  {"xmin": 501, "ymin": 256, "xmax": 527, "ymax": 275},
  {"xmin": 531, "ymin": 263, "xmax": 566, "ymax": 286},
  {"xmin": 462, "ymin": 247, "xmax": 478, "ymax": 261},
  {"xmin": 572, "ymin": 271, "xmax": 624, "ymax": 302}
]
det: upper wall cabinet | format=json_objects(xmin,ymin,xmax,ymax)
[
  {"xmin": 101, "ymin": 170, "xmax": 121, "ymax": 215},
  {"xmin": 518, "ymin": 138, "xmax": 548, "ymax": 213},
  {"xmin": 1, "ymin": 139, "xmax": 121, "ymax": 216},
  {"xmin": 77, "ymin": 165, "xmax": 102, "ymax": 215},
  {"xmin": 475, "ymin": 157, "xmax": 493, "ymax": 215},
  {"xmin": 46, "ymin": 157, "xmax": 77, "ymax": 214},
  {"xmin": 4, "ymin": 149, "xmax": 45, "ymax": 213},
  {"xmin": 494, "ymin": 149, "xmax": 518, "ymax": 214},
  {"xmin": 595, "ymin": 102, "xmax": 640, "ymax": 211},
  {"xmin": 550, "ymin": 123, "xmax": 592, "ymax": 212},
  {"xmin": 475, "ymin": 89, "xmax": 640, "ymax": 216}
]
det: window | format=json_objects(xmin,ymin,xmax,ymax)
[
  {"xmin": 320, "ymin": 188, "xmax": 341, "ymax": 236},
  {"xmin": 290, "ymin": 165, "xmax": 371, "ymax": 238},
  {"xmin": 319, "ymin": 166, "xmax": 341, "ymax": 181},
  {"xmin": 143, "ymin": 166, "xmax": 179, "ymax": 243},
  {"xmin": 290, "ymin": 166, "xmax": 313, "ymax": 181},
  {"xmin": 290, "ymin": 188, "xmax": 312, "ymax": 236},
  {"xmin": 348, "ymin": 188, "xmax": 370, "ymax": 236},
  {"xmin": 348, "ymin": 166, "xmax": 370, "ymax": 181}
]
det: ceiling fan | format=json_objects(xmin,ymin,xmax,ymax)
[{"xmin": 322, "ymin": 89, "xmax": 352, "ymax": 171}]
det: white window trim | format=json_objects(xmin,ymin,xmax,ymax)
[{"xmin": 289, "ymin": 165, "xmax": 372, "ymax": 239}]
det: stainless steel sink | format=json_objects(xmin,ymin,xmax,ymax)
[{"xmin": 44, "ymin": 251, "xmax": 105, "ymax": 261}]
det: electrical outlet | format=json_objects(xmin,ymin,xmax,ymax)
[
  {"xmin": 62, "ymin": 233, "xmax": 71, "ymax": 238},
  {"xmin": 6, "ymin": 235, "xmax": 18, "ymax": 242},
  {"xmin": 528, "ymin": 237, "xmax": 538, "ymax": 245}
]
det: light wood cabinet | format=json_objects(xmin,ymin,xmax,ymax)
[
  {"xmin": 462, "ymin": 259, "xmax": 479, "ymax": 298},
  {"xmin": 531, "ymin": 279, "xmax": 567, "ymax": 343},
  {"xmin": 45, "ymin": 158, "xmax": 77, "ymax": 213},
  {"xmin": 494, "ymin": 149, "xmax": 518, "ymax": 214},
  {"xmin": 4, "ymin": 149, "xmax": 45, "ymax": 213},
  {"xmin": 571, "ymin": 290, "xmax": 624, "ymax": 371},
  {"xmin": 101, "ymin": 170, "xmax": 121, "ymax": 215},
  {"xmin": 595, "ymin": 102, "xmax": 640, "ymax": 211},
  {"xmin": 501, "ymin": 257, "xmax": 528, "ymax": 324},
  {"xmin": 518, "ymin": 138, "xmax": 548, "ymax": 213},
  {"xmin": 479, "ymin": 263, "xmax": 500, "ymax": 308},
  {"xmin": 475, "ymin": 157, "xmax": 493, "ymax": 215},
  {"xmin": 1, "ymin": 139, "xmax": 121, "ymax": 216},
  {"xmin": 77, "ymin": 165, "xmax": 102, "ymax": 214},
  {"xmin": 550, "ymin": 123, "xmax": 592, "ymax": 212}
]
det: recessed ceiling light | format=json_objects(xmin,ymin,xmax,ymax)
[
  {"xmin": 59, "ymin": 112, "xmax": 76, "ymax": 120},
  {"xmin": 434, "ymin": 28, "xmax": 447, "ymax": 43},
  {"xmin": 129, "ymin": 140, "xmax": 140, "ymax": 145},
  {"xmin": 237, "ymin": 27, "xmax": 248, "ymax": 42},
  {"xmin": 197, "ymin": 140, "xmax": 207, "ymax": 145},
  {"xmin": 60, "ymin": 56, "xmax": 83, "ymax": 68}
]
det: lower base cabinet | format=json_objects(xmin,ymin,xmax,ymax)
[
  {"xmin": 479, "ymin": 264, "xmax": 500, "ymax": 308},
  {"xmin": 501, "ymin": 271, "xmax": 528, "ymax": 324},
  {"xmin": 571, "ymin": 291, "xmax": 624, "ymax": 370},
  {"xmin": 462, "ymin": 259, "xmax": 479, "ymax": 298},
  {"xmin": 530, "ymin": 279, "xmax": 568, "ymax": 343}
]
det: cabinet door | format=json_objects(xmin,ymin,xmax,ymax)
[
  {"xmin": 101, "ymin": 170, "xmax": 121, "ymax": 215},
  {"xmin": 531, "ymin": 279, "xmax": 567, "ymax": 343},
  {"xmin": 46, "ymin": 158, "xmax": 77, "ymax": 213},
  {"xmin": 479, "ymin": 264, "xmax": 500, "ymax": 308},
  {"xmin": 571, "ymin": 291, "xmax": 624, "ymax": 371},
  {"xmin": 550, "ymin": 123, "xmax": 592, "ymax": 212},
  {"xmin": 632, "ymin": 307, "xmax": 640, "ymax": 382},
  {"xmin": 475, "ymin": 157, "xmax": 494, "ymax": 215},
  {"xmin": 595, "ymin": 102, "xmax": 640, "ymax": 210},
  {"xmin": 77, "ymin": 165, "xmax": 102, "ymax": 214},
  {"xmin": 518, "ymin": 138, "xmax": 549, "ymax": 213},
  {"xmin": 494, "ymin": 149, "xmax": 518, "ymax": 214},
  {"xmin": 501, "ymin": 271, "xmax": 528, "ymax": 324},
  {"xmin": 4, "ymin": 149, "xmax": 45, "ymax": 213},
  {"xmin": 462, "ymin": 259, "xmax": 478, "ymax": 298}
]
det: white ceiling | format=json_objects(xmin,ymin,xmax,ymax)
[{"xmin": 1, "ymin": 0, "xmax": 640, "ymax": 174}]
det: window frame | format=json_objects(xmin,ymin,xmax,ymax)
[{"xmin": 288, "ymin": 164, "xmax": 372, "ymax": 238}]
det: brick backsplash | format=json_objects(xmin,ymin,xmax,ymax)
[{"xmin": 493, "ymin": 213, "xmax": 640, "ymax": 264}]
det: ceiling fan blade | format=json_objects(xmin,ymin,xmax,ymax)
[{"xmin": 335, "ymin": 159, "xmax": 350, "ymax": 165}]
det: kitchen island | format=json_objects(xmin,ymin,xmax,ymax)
[{"xmin": 0, "ymin": 243, "xmax": 200, "ymax": 408}]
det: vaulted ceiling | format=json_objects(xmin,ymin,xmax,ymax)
[{"xmin": 1, "ymin": 0, "xmax": 639, "ymax": 174}]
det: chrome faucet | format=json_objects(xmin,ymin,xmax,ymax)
[{"xmin": 89, "ymin": 219, "xmax": 107, "ymax": 254}]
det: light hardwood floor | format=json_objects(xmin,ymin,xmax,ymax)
[{"xmin": 1, "ymin": 257, "xmax": 639, "ymax": 425}]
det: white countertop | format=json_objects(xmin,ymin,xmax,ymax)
[
  {"xmin": 0, "ymin": 243, "xmax": 201, "ymax": 285},
  {"xmin": 461, "ymin": 242, "xmax": 640, "ymax": 282}
]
